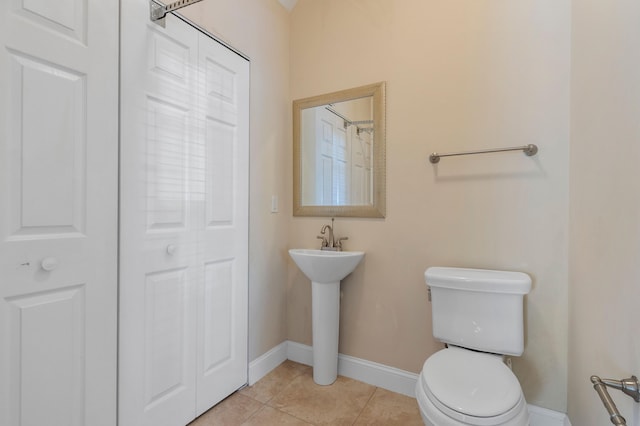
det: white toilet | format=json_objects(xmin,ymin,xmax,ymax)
[{"xmin": 415, "ymin": 267, "xmax": 532, "ymax": 426}]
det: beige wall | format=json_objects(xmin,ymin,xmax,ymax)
[
  {"xmin": 156, "ymin": 1, "xmax": 640, "ymax": 419},
  {"xmin": 179, "ymin": 0, "xmax": 292, "ymax": 361},
  {"xmin": 289, "ymin": 0, "xmax": 570, "ymax": 411},
  {"xmin": 568, "ymin": 0, "xmax": 640, "ymax": 423}
]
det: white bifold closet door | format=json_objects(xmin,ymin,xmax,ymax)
[
  {"xmin": 0, "ymin": 1, "xmax": 119, "ymax": 425},
  {"xmin": 119, "ymin": 3, "xmax": 249, "ymax": 425}
]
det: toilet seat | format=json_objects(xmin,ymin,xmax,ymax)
[{"xmin": 416, "ymin": 347, "xmax": 529, "ymax": 426}]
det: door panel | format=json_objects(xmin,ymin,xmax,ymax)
[
  {"xmin": 202, "ymin": 259, "xmax": 234, "ymax": 370},
  {"xmin": 7, "ymin": 286, "xmax": 85, "ymax": 426},
  {"xmin": 205, "ymin": 119, "xmax": 235, "ymax": 225},
  {"xmin": 7, "ymin": 52, "xmax": 86, "ymax": 237},
  {"xmin": 120, "ymin": 7, "xmax": 198, "ymax": 425},
  {"xmin": 196, "ymin": 32, "xmax": 248, "ymax": 415},
  {"xmin": 120, "ymin": 3, "xmax": 248, "ymax": 425},
  {"xmin": 17, "ymin": 0, "xmax": 86, "ymax": 42},
  {"xmin": 0, "ymin": 0, "xmax": 118, "ymax": 425},
  {"xmin": 144, "ymin": 267, "xmax": 191, "ymax": 407},
  {"xmin": 145, "ymin": 98, "xmax": 190, "ymax": 231}
]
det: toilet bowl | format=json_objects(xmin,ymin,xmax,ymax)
[
  {"xmin": 417, "ymin": 267, "xmax": 532, "ymax": 426},
  {"xmin": 415, "ymin": 347, "xmax": 529, "ymax": 426}
]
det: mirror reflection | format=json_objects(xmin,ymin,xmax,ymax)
[
  {"xmin": 301, "ymin": 97, "xmax": 374, "ymax": 206},
  {"xmin": 293, "ymin": 82, "xmax": 386, "ymax": 218}
]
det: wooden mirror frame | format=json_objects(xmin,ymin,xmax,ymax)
[{"xmin": 293, "ymin": 82, "xmax": 386, "ymax": 218}]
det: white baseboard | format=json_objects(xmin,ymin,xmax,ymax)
[
  {"xmin": 338, "ymin": 353, "xmax": 420, "ymax": 397},
  {"xmin": 248, "ymin": 340, "xmax": 288, "ymax": 385},
  {"xmin": 285, "ymin": 341, "xmax": 419, "ymax": 397},
  {"xmin": 528, "ymin": 404, "xmax": 571, "ymax": 426},
  {"xmin": 253, "ymin": 340, "xmax": 571, "ymax": 425},
  {"xmin": 286, "ymin": 340, "xmax": 313, "ymax": 366}
]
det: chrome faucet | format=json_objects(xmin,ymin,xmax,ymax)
[
  {"xmin": 317, "ymin": 218, "xmax": 348, "ymax": 251},
  {"xmin": 320, "ymin": 224, "xmax": 334, "ymax": 248}
]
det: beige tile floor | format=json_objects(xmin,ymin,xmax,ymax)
[{"xmin": 189, "ymin": 360, "xmax": 423, "ymax": 426}]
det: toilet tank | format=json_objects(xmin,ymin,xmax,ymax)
[{"xmin": 425, "ymin": 267, "xmax": 531, "ymax": 356}]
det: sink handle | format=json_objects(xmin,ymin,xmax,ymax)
[
  {"xmin": 336, "ymin": 236, "xmax": 348, "ymax": 249},
  {"xmin": 317, "ymin": 235, "xmax": 328, "ymax": 247}
]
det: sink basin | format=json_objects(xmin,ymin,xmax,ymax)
[{"xmin": 288, "ymin": 249, "xmax": 365, "ymax": 284}]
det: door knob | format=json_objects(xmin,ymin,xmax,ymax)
[
  {"xmin": 41, "ymin": 257, "xmax": 58, "ymax": 271},
  {"xmin": 166, "ymin": 244, "xmax": 177, "ymax": 255}
]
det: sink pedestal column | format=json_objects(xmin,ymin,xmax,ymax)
[{"xmin": 311, "ymin": 280, "xmax": 340, "ymax": 385}]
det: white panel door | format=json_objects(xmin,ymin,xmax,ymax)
[
  {"xmin": 120, "ymin": 2, "xmax": 249, "ymax": 425},
  {"xmin": 119, "ymin": 6, "xmax": 198, "ymax": 426},
  {"xmin": 195, "ymin": 32, "xmax": 248, "ymax": 415},
  {"xmin": 0, "ymin": 1, "xmax": 119, "ymax": 425}
]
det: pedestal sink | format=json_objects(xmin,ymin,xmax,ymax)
[{"xmin": 289, "ymin": 249, "xmax": 365, "ymax": 385}]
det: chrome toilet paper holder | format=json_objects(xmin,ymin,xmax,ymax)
[{"xmin": 591, "ymin": 375, "xmax": 640, "ymax": 425}]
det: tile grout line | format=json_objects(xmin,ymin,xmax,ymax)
[
  {"xmin": 270, "ymin": 366, "xmax": 315, "ymax": 425},
  {"xmin": 240, "ymin": 393, "xmax": 266, "ymax": 425},
  {"xmin": 263, "ymin": 364, "xmax": 305, "ymax": 409},
  {"xmin": 244, "ymin": 361, "xmax": 315, "ymax": 425},
  {"xmin": 350, "ymin": 386, "xmax": 379, "ymax": 425},
  {"xmin": 239, "ymin": 400, "xmax": 266, "ymax": 425},
  {"xmin": 276, "ymin": 406, "xmax": 315, "ymax": 426}
]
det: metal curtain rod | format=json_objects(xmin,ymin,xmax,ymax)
[
  {"xmin": 429, "ymin": 144, "xmax": 538, "ymax": 164},
  {"xmin": 150, "ymin": 0, "xmax": 204, "ymax": 25},
  {"xmin": 325, "ymin": 107, "xmax": 374, "ymax": 132},
  {"xmin": 357, "ymin": 127, "xmax": 374, "ymax": 136},
  {"xmin": 325, "ymin": 106, "xmax": 351, "ymax": 126}
]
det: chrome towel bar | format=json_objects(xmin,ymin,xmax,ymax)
[
  {"xmin": 591, "ymin": 375, "xmax": 640, "ymax": 425},
  {"xmin": 429, "ymin": 144, "xmax": 538, "ymax": 164}
]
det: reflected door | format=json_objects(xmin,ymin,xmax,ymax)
[
  {"xmin": 316, "ymin": 108, "xmax": 349, "ymax": 205},
  {"xmin": 0, "ymin": 0, "xmax": 119, "ymax": 425},
  {"xmin": 350, "ymin": 128, "xmax": 372, "ymax": 205}
]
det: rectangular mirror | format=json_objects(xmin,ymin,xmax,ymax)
[{"xmin": 293, "ymin": 82, "xmax": 386, "ymax": 218}]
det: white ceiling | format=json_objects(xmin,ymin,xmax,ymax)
[{"xmin": 278, "ymin": 0, "xmax": 298, "ymax": 12}]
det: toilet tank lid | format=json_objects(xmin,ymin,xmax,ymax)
[{"xmin": 425, "ymin": 267, "xmax": 531, "ymax": 294}]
